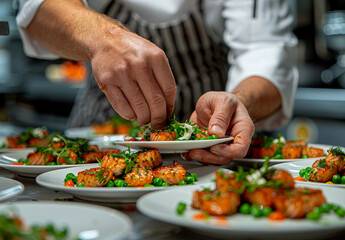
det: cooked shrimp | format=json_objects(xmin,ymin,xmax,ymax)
[
  {"xmin": 82, "ymin": 151, "xmax": 104, "ymax": 164},
  {"xmin": 215, "ymin": 171, "xmax": 243, "ymax": 193},
  {"xmin": 57, "ymin": 150, "xmax": 78, "ymax": 164},
  {"xmin": 124, "ymin": 167, "xmax": 153, "ymax": 187},
  {"xmin": 77, "ymin": 167, "xmax": 113, "ymax": 187},
  {"xmin": 309, "ymin": 159, "xmax": 337, "ymax": 183},
  {"xmin": 135, "ymin": 149, "xmax": 162, "ymax": 168},
  {"xmin": 302, "ymin": 147, "xmax": 324, "ymax": 158},
  {"xmin": 273, "ymin": 187, "xmax": 326, "ymax": 218},
  {"xmin": 269, "ymin": 169, "xmax": 295, "ymax": 189},
  {"xmin": 195, "ymin": 191, "xmax": 241, "ymax": 216},
  {"xmin": 28, "ymin": 152, "xmax": 55, "ymax": 165},
  {"xmin": 244, "ymin": 187, "xmax": 276, "ymax": 207},
  {"xmin": 101, "ymin": 154, "xmax": 127, "ymax": 176},
  {"xmin": 150, "ymin": 131, "xmax": 176, "ymax": 141},
  {"xmin": 325, "ymin": 151, "xmax": 345, "ymax": 172},
  {"xmin": 153, "ymin": 161, "xmax": 186, "ymax": 185},
  {"xmin": 281, "ymin": 146, "xmax": 303, "ymax": 159}
]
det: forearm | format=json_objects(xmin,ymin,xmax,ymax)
[
  {"xmin": 232, "ymin": 76, "xmax": 282, "ymax": 123},
  {"xmin": 27, "ymin": 0, "xmax": 125, "ymax": 61}
]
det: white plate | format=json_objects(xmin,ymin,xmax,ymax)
[
  {"xmin": 232, "ymin": 144, "xmax": 331, "ymax": 167},
  {"xmin": 0, "ymin": 151, "xmax": 95, "ymax": 178},
  {"xmin": 0, "ymin": 201, "xmax": 132, "ymax": 240},
  {"xmin": 137, "ymin": 186, "xmax": 345, "ymax": 240},
  {"xmin": 65, "ymin": 126, "xmax": 126, "ymax": 140},
  {"xmin": 36, "ymin": 164, "xmax": 220, "ymax": 203},
  {"xmin": 113, "ymin": 136, "xmax": 234, "ymax": 154},
  {"xmin": 0, "ymin": 177, "xmax": 24, "ymax": 202},
  {"xmin": 273, "ymin": 158, "xmax": 345, "ymax": 188}
]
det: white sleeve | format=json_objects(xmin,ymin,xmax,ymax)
[
  {"xmin": 222, "ymin": 0, "xmax": 298, "ymax": 131},
  {"xmin": 16, "ymin": 0, "xmax": 88, "ymax": 60}
]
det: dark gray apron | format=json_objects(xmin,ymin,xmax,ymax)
[{"xmin": 68, "ymin": 0, "xmax": 229, "ymax": 127}]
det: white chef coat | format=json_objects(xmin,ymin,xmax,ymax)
[{"xmin": 16, "ymin": 0, "xmax": 298, "ymax": 130}]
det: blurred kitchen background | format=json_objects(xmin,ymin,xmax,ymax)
[{"xmin": 0, "ymin": 0, "xmax": 345, "ymax": 146}]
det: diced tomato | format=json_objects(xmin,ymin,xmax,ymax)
[
  {"xmin": 268, "ymin": 211, "xmax": 285, "ymax": 221},
  {"xmin": 139, "ymin": 139, "xmax": 147, "ymax": 141},
  {"xmin": 64, "ymin": 179, "xmax": 75, "ymax": 187},
  {"xmin": 193, "ymin": 212, "xmax": 208, "ymax": 221},
  {"xmin": 293, "ymin": 176, "xmax": 307, "ymax": 182},
  {"xmin": 11, "ymin": 162, "xmax": 24, "ymax": 165},
  {"xmin": 124, "ymin": 205, "xmax": 135, "ymax": 211}
]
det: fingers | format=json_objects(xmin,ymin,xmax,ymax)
[
  {"xmin": 101, "ymin": 86, "xmax": 136, "ymax": 120},
  {"xmin": 150, "ymin": 50, "xmax": 177, "ymax": 118}
]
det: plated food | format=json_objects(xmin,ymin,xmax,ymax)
[
  {"xmin": 0, "ymin": 127, "xmax": 50, "ymax": 153},
  {"xmin": 292, "ymin": 146, "xmax": 345, "ymax": 185},
  {"xmin": 246, "ymin": 134, "xmax": 325, "ymax": 159},
  {"xmin": 63, "ymin": 148, "xmax": 198, "ymax": 188},
  {"xmin": 0, "ymin": 201, "xmax": 132, "ymax": 240},
  {"xmin": 137, "ymin": 162, "xmax": 345, "ymax": 239},
  {"xmin": 92, "ymin": 115, "xmax": 141, "ymax": 137}
]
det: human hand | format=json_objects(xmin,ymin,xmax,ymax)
[
  {"xmin": 89, "ymin": 27, "xmax": 176, "ymax": 129},
  {"xmin": 182, "ymin": 91, "xmax": 255, "ymax": 165}
]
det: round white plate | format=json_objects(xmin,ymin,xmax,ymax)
[
  {"xmin": 273, "ymin": 158, "xmax": 345, "ymax": 188},
  {"xmin": 232, "ymin": 144, "xmax": 331, "ymax": 167},
  {"xmin": 137, "ymin": 186, "xmax": 345, "ymax": 240},
  {"xmin": 36, "ymin": 163, "xmax": 219, "ymax": 203},
  {"xmin": 0, "ymin": 151, "xmax": 95, "ymax": 178},
  {"xmin": 65, "ymin": 126, "xmax": 126, "ymax": 140},
  {"xmin": 0, "ymin": 201, "xmax": 132, "ymax": 240},
  {"xmin": 113, "ymin": 136, "xmax": 234, "ymax": 154},
  {"xmin": 0, "ymin": 177, "xmax": 24, "ymax": 202}
]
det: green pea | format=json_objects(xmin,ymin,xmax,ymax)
[
  {"xmin": 306, "ymin": 211, "xmax": 321, "ymax": 221},
  {"xmin": 341, "ymin": 176, "xmax": 345, "ymax": 184},
  {"xmin": 161, "ymin": 182, "xmax": 170, "ymax": 187},
  {"xmin": 144, "ymin": 184, "xmax": 154, "ymax": 188},
  {"xmin": 76, "ymin": 183, "xmax": 85, "ymax": 187},
  {"xmin": 205, "ymin": 136, "xmax": 213, "ymax": 140},
  {"xmin": 191, "ymin": 173, "xmax": 198, "ymax": 182},
  {"xmin": 301, "ymin": 155, "xmax": 309, "ymax": 158},
  {"xmin": 334, "ymin": 207, "xmax": 345, "ymax": 217},
  {"xmin": 47, "ymin": 162, "xmax": 56, "ymax": 165},
  {"xmin": 306, "ymin": 167, "xmax": 312, "ymax": 171},
  {"xmin": 262, "ymin": 207, "xmax": 273, "ymax": 216},
  {"xmin": 152, "ymin": 178, "xmax": 163, "ymax": 186},
  {"xmin": 320, "ymin": 203, "xmax": 332, "ymax": 213},
  {"xmin": 332, "ymin": 175, "xmax": 341, "ymax": 184},
  {"xmin": 64, "ymin": 173, "xmax": 77, "ymax": 183},
  {"xmin": 106, "ymin": 181, "xmax": 115, "ymax": 187},
  {"xmin": 250, "ymin": 205, "xmax": 262, "ymax": 218},
  {"xmin": 114, "ymin": 179, "xmax": 128, "ymax": 187},
  {"xmin": 178, "ymin": 180, "xmax": 187, "ymax": 185},
  {"xmin": 239, "ymin": 203, "xmax": 251, "ymax": 214},
  {"xmin": 299, "ymin": 169, "xmax": 307, "ymax": 177},
  {"xmin": 211, "ymin": 135, "xmax": 218, "ymax": 139},
  {"xmin": 312, "ymin": 207, "xmax": 321, "ymax": 215},
  {"xmin": 185, "ymin": 176, "xmax": 195, "ymax": 184},
  {"xmin": 176, "ymin": 202, "xmax": 187, "ymax": 215}
]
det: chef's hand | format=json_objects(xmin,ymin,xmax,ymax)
[
  {"xmin": 182, "ymin": 91, "xmax": 255, "ymax": 165},
  {"xmin": 90, "ymin": 27, "xmax": 176, "ymax": 130}
]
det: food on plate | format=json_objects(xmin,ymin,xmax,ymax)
[
  {"xmin": 64, "ymin": 148, "xmax": 198, "ymax": 188},
  {"xmin": 2, "ymin": 127, "xmax": 50, "ymax": 149},
  {"xmin": 15, "ymin": 133, "xmax": 120, "ymax": 165},
  {"xmin": 92, "ymin": 115, "xmax": 142, "ymax": 137},
  {"xmin": 0, "ymin": 211, "xmax": 69, "ymax": 239},
  {"xmin": 246, "ymin": 134, "xmax": 324, "ymax": 159},
  {"xmin": 177, "ymin": 160, "xmax": 345, "ymax": 221},
  {"xmin": 125, "ymin": 115, "xmax": 220, "ymax": 141},
  {"xmin": 298, "ymin": 146, "xmax": 345, "ymax": 184}
]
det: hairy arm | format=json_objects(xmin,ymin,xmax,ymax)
[
  {"xmin": 232, "ymin": 76, "xmax": 282, "ymax": 123},
  {"xmin": 27, "ymin": 0, "xmax": 176, "ymax": 129}
]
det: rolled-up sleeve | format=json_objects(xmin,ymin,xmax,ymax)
[
  {"xmin": 16, "ymin": 0, "xmax": 88, "ymax": 59},
  {"xmin": 223, "ymin": 0, "xmax": 298, "ymax": 130}
]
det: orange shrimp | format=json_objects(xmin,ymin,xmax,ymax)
[
  {"xmin": 77, "ymin": 167, "xmax": 113, "ymax": 187},
  {"xmin": 153, "ymin": 161, "xmax": 186, "ymax": 185}
]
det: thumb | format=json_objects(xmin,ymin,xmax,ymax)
[{"xmin": 208, "ymin": 106, "xmax": 235, "ymax": 138}]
